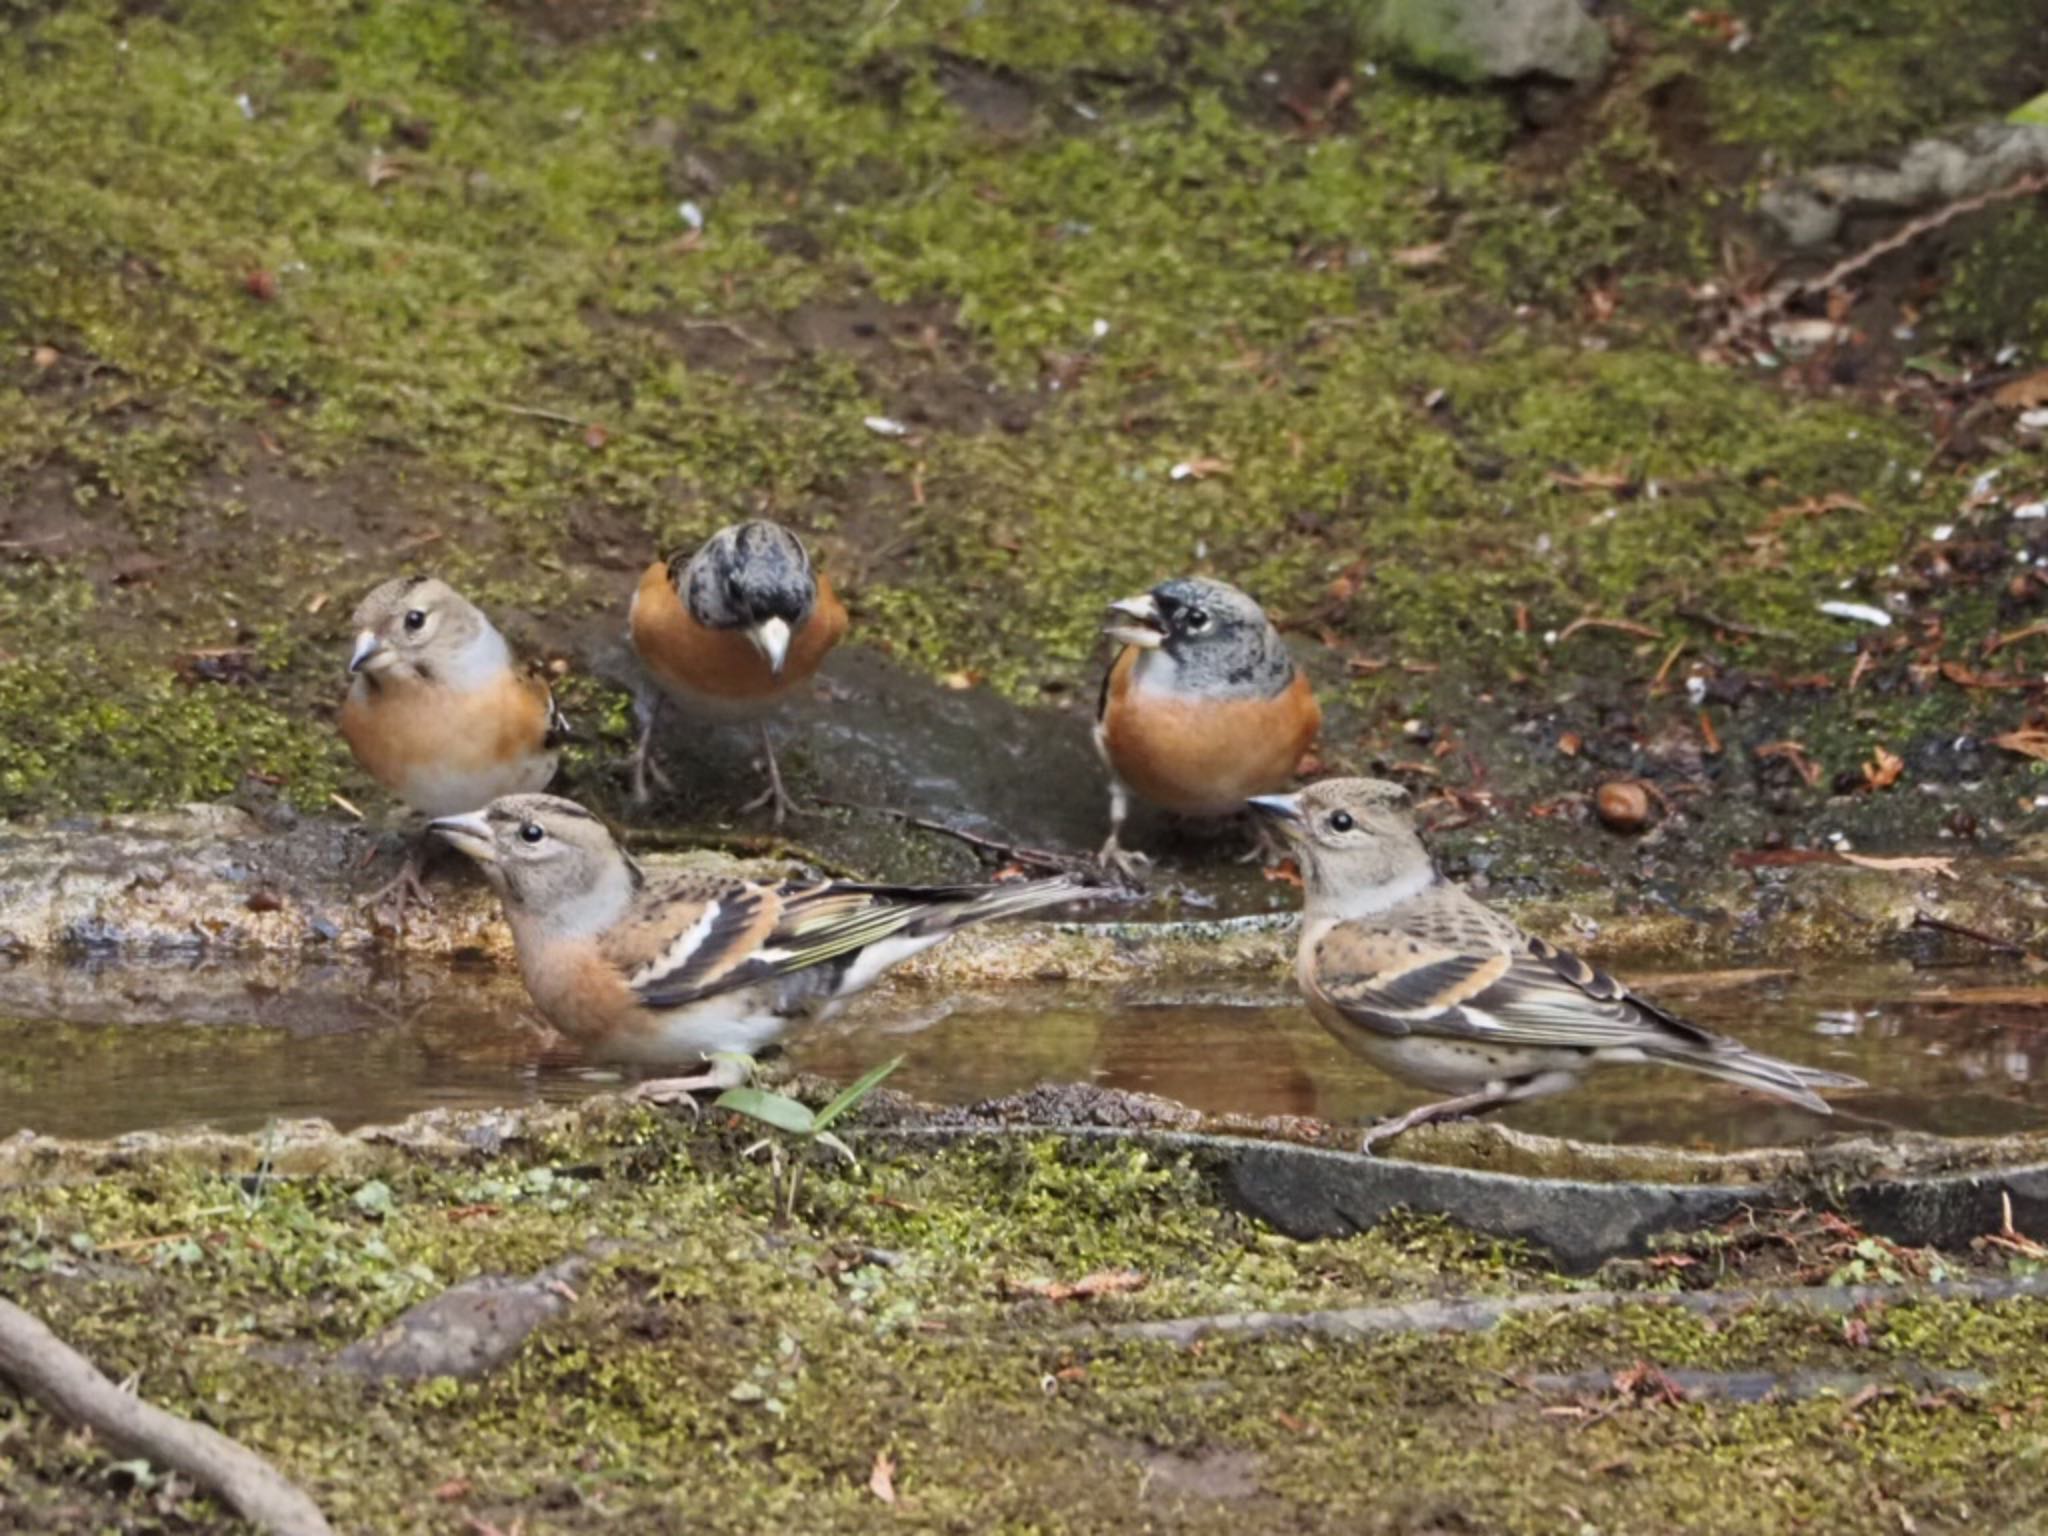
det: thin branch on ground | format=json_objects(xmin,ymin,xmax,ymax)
[
  {"xmin": 0, "ymin": 1297, "xmax": 333, "ymax": 1535},
  {"xmin": 1911, "ymin": 910, "xmax": 2030, "ymax": 956},
  {"xmin": 1673, "ymin": 606, "xmax": 1795, "ymax": 642},
  {"xmin": 484, "ymin": 400, "xmax": 589, "ymax": 428},
  {"xmin": 1709, "ymin": 171, "xmax": 2048, "ymax": 354},
  {"xmin": 811, "ymin": 797, "xmax": 1090, "ymax": 875}
]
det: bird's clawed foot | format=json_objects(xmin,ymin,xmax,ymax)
[
  {"xmin": 741, "ymin": 725, "xmax": 799, "ymax": 828},
  {"xmin": 1236, "ymin": 818, "xmax": 1292, "ymax": 868},
  {"xmin": 634, "ymin": 1052, "xmax": 756, "ymax": 1113},
  {"xmin": 626, "ymin": 695, "xmax": 674, "ymax": 806},
  {"xmin": 1096, "ymin": 832, "xmax": 1151, "ymax": 883},
  {"xmin": 364, "ymin": 848, "xmax": 434, "ymax": 929},
  {"xmin": 1357, "ymin": 1088, "xmax": 1512, "ymax": 1156}
]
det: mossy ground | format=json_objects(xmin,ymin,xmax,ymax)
[
  {"xmin": 5, "ymin": 1105, "xmax": 2048, "ymax": 1533},
  {"xmin": 5, "ymin": 0, "xmax": 2048, "ymax": 885},
  {"xmin": 10, "ymin": 7, "xmax": 2048, "ymax": 1526}
]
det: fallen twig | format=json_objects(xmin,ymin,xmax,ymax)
[
  {"xmin": 810, "ymin": 797, "xmax": 1090, "ymax": 876},
  {"xmin": 1556, "ymin": 615, "xmax": 1662, "ymax": 643},
  {"xmin": 1673, "ymin": 606, "xmax": 1795, "ymax": 643},
  {"xmin": 1911, "ymin": 911, "xmax": 2028, "ymax": 956},
  {"xmin": 0, "ymin": 1296, "xmax": 333, "ymax": 1535},
  {"xmin": 1710, "ymin": 171, "xmax": 2048, "ymax": 355}
]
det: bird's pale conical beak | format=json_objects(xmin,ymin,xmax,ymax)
[
  {"xmin": 429, "ymin": 811, "xmax": 496, "ymax": 864},
  {"xmin": 1104, "ymin": 593, "xmax": 1165, "ymax": 650},
  {"xmin": 348, "ymin": 630, "xmax": 384, "ymax": 674},
  {"xmin": 747, "ymin": 617, "xmax": 793, "ymax": 675},
  {"xmin": 1246, "ymin": 793, "xmax": 1304, "ymax": 827}
]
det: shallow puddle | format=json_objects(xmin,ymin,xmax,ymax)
[{"xmin": 2, "ymin": 956, "xmax": 2046, "ymax": 1148}]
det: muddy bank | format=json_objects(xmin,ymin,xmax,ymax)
[{"xmin": 0, "ymin": 803, "xmax": 2033, "ymax": 968}]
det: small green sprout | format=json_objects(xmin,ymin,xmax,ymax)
[{"xmin": 715, "ymin": 1056, "xmax": 903, "ymax": 1223}]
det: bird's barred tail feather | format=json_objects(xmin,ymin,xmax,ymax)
[
  {"xmin": 910, "ymin": 874, "xmax": 1113, "ymax": 934},
  {"xmin": 1649, "ymin": 1042, "xmax": 1864, "ymax": 1115}
]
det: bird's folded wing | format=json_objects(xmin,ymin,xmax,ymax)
[
  {"xmin": 604, "ymin": 878, "xmax": 782, "ymax": 1005},
  {"xmin": 1310, "ymin": 923, "xmax": 1714, "ymax": 1050},
  {"xmin": 622, "ymin": 882, "xmax": 967, "ymax": 1009}
]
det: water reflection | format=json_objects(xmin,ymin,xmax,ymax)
[{"xmin": 2, "ymin": 956, "xmax": 2046, "ymax": 1148}]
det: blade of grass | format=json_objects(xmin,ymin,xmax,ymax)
[{"xmin": 812, "ymin": 1056, "xmax": 904, "ymax": 1132}]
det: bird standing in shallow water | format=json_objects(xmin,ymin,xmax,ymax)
[
  {"xmin": 338, "ymin": 577, "xmax": 563, "ymax": 916},
  {"xmin": 432, "ymin": 793, "xmax": 1119, "ymax": 1101},
  {"xmin": 627, "ymin": 520, "xmax": 847, "ymax": 824},
  {"xmin": 1094, "ymin": 576, "xmax": 1320, "ymax": 875},
  {"xmin": 1250, "ymin": 777, "xmax": 1862, "ymax": 1153}
]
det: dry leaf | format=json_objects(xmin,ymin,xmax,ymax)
[
  {"xmin": 1556, "ymin": 615, "xmax": 1662, "ymax": 642},
  {"xmin": 1993, "ymin": 368, "xmax": 2048, "ymax": 410},
  {"xmin": 1557, "ymin": 731, "xmax": 1582, "ymax": 757},
  {"xmin": 868, "ymin": 1450, "xmax": 896, "ymax": 1505},
  {"xmin": 1939, "ymin": 659, "xmax": 2030, "ymax": 689},
  {"xmin": 1754, "ymin": 739, "xmax": 1823, "ymax": 786},
  {"xmin": 1839, "ymin": 852, "xmax": 1955, "ymax": 878},
  {"xmin": 1008, "ymin": 1269, "xmax": 1147, "ymax": 1303},
  {"xmin": 1390, "ymin": 242, "xmax": 1447, "ymax": 270},
  {"xmin": 1861, "ymin": 745, "xmax": 1903, "ymax": 790},
  {"xmin": 1548, "ymin": 464, "xmax": 1634, "ymax": 493},
  {"xmin": 941, "ymin": 670, "xmax": 979, "ymax": 690},
  {"xmin": 1912, "ymin": 986, "xmax": 2048, "ymax": 1006},
  {"xmin": 1992, "ymin": 730, "xmax": 2048, "ymax": 762}
]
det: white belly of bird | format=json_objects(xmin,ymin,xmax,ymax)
[
  {"xmin": 1338, "ymin": 1029, "xmax": 1588, "ymax": 1097},
  {"xmin": 398, "ymin": 751, "xmax": 557, "ymax": 819}
]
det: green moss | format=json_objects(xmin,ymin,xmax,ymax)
[
  {"xmin": 0, "ymin": 0, "xmax": 2039, "ymax": 847},
  {"xmin": 5, "ymin": 1111, "xmax": 2046, "ymax": 1531},
  {"xmin": 1632, "ymin": 0, "xmax": 2042, "ymax": 161}
]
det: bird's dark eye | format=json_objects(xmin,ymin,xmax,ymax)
[
  {"xmin": 519, "ymin": 821, "xmax": 545, "ymax": 844},
  {"xmin": 403, "ymin": 609, "xmax": 427, "ymax": 631},
  {"xmin": 1328, "ymin": 810, "xmax": 1355, "ymax": 833},
  {"xmin": 1184, "ymin": 607, "xmax": 1210, "ymax": 631}
]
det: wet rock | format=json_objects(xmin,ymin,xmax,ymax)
[
  {"xmin": 1211, "ymin": 1133, "xmax": 1762, "ymax": 1271},
  {"xmin": 1761, "ymin": 123, "xmax": 2048, "ymax": 249},
  {"xmin": 332, "ymin": 1253, "xmax": 595, "ymax": 1381},
  {"xmin": 1369, "ymin": 0, "xmax": 1611, "ymax": 88}
]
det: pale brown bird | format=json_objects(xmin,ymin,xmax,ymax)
[
  {"xmin": 1251, "ymin": 777, "xmax": 1862, "ymax": 1152},
  {"xmin": 339, "ymin": 577, "xmax": 563, "ymax": 913},
  {"xmin": 1094, "ymin": 576, "xmax": 1320, "ymax": 874},
  {"xmin": 432, "ymin": 793, "xmax": 1118, "ymax": 1100},
  {"xmin": 627, "ymin": 520, "xmax": 848, "ymax": 824}
]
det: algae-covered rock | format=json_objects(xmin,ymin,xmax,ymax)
[{"xmin": 1368, "ymin": 0, "xmax": 1612, "ymax": 87}]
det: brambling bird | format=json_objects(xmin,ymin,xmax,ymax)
[
  {"xmin": 1251, "ymin": 778, "xmax": 1862, "ymax": 1153},
  {"xmin": 1094, "ymin": 576, "xmax": 1321, "ymax": 874},
  {"xmin": 338, "ymin": 577, "xmax": 564, "ymax": 912},
  {"xmin": 627, "ymin": 520, "xmax": 848, "ymax": 825},
  {"xmin": 430, "ymin": 793, "xmax": 1117, "ymax": 1100}
]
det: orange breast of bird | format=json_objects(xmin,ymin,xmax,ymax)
[
  {"xmin": 630, "ymin": 561, "xmax": 847, "ymax": 715},
  {"xmin": 515, "ymin": 935, "xmax": 642, "ymax": 1055},
  {"xmin": 1099, "ymin": 650, "xmax": 1320, "ymax": 816},
  {"xmin": 339, "ymin": 668, "xmax": 555, "ymax": 814}
]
